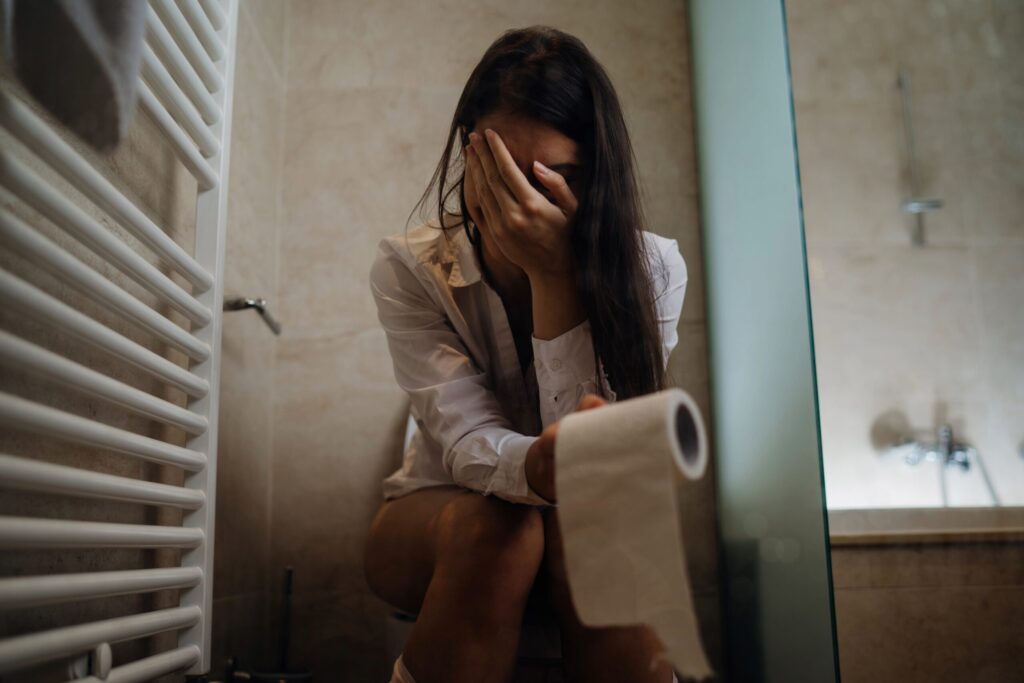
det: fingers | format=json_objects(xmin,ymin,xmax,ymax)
[
  {"xmin": 484, "ymin": 128, "xmax": 543, "ymax": 206},
  {"xmin": 469, "ymin": 132, "xmax": 518, "ymax": 214},
  {"xmin": 533, "ymin": 161, "xmax": 579, "ymax": 215},
  {"xmin": 575, "ymin": 393, "xmax": 607, "ymax": 412},
  {"xmin": 467, "ymin": 146, "xmax": 502, "ymax": 237}
]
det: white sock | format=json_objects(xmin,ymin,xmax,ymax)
[{"xmin": 389, "ymin": 653, "xmax": 417, "ymax": 683}]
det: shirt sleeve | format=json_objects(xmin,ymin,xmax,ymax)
[
  {"xmin": 531, "ymin": 237, "xmax": 688, "ymax": 428},
  {"xmin": 370, "ymin": 241, "xmax": 554, "ymax": 507}
]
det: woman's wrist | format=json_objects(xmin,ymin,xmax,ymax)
[{"xmin": 526, "ymin": 435, "xmax": 556, "ymax": 502}]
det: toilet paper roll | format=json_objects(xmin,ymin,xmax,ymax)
[{"xmin": 554, "ymin": 388, "xmax": 712, "ymax": 680}]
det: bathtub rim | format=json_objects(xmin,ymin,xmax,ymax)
[{"xmin": 828, "ymin": 507, "xmax": 1024, "ymax": 546}]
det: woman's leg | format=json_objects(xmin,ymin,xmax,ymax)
[
  {"xmin": 363, "ymin": 486, "xmax": 545, "ymax": 683},
  {"xmin": 538, "ymin": 507, "xmax": 676, "ymax": 683}
]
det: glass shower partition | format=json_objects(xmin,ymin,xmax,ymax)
[{"xmin": 688, "ymin": 1, "xmax": 839, "ymax": 681}]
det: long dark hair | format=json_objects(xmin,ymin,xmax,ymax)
[{"xmin": 408, "ymin": 26, "xmax": 665, "ymax": 399}]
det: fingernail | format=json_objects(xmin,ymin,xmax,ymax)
[
  {"xmin": 534, "ymin": 160, "xmax": 550, "ymax": 175},
  {"xmin": 469, "ymin": 132, "xmax": 480, "ymax": 143}
]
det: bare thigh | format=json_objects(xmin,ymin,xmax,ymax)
[{"xmin": 362, "ymin": 485, "xmax": 471, "ymax": 615}]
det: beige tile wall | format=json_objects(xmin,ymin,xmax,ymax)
[
  {"xmin": 272, "ymin": 1, "xmax": 718, "ymax": 680},
  {"xmin": 210, "ymin": 0, "xmax": 287, "ymax": 675},
  {"xmin": 787, "ymin": 0, "xmax": 1024, "ymax": 508}
]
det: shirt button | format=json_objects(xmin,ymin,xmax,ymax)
[{"xmin": 551, "ymin": 358, "xmax": 563, "ymax": 370}]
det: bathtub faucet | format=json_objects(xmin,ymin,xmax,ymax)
[
  {"xmin": 883, "ymin": 423, "xmax": 1001, "ymax": 506},
  {"xmin": 901, "ymin": 424, "xmax": 973, "ymax": 470}
]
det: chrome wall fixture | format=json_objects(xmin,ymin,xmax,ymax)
[
  {"xmin": 223, "ymin": 297, "xmax": 281, "ymax": 335},
  {"xmin": 884, "ymin": 424, "xmax": 1001, "ymax": 506},
  {"xmin": 897, "ymin": 67, "xmax": 944, "ymax": 246}
]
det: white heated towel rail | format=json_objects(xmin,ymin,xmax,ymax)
[{"xmin": 0, "ymin": 0, "xmax": 238, "ymax": 679}]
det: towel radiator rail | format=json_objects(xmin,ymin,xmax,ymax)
[{"xmin": 0, "ymin": 0, "xmax": 238, "ymax": 678}]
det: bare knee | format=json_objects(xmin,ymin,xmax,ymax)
[
  {"xmin": 434, "ymin": 493, "xmax": 545, "ymax": 570},
  {"xmin": 363, "ymin": 490, "xmax": 462, "ymax": 613},
  {"xmin": 433, "ymin": 494, "xmax": 545, "ymax": 610}
]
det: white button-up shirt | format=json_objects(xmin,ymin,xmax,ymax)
[{"xmin": 369, "ymin": 221, "xmax": 687, "ymax": 507}]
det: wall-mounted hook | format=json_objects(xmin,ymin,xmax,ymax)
[{"xmin": 223, "ymin": 297, "xmax": 281, "ymax": 335}]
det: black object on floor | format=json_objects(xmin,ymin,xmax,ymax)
[{"xmin": 228, "ymin": 566, "xmax": 312, "ymax": 683}]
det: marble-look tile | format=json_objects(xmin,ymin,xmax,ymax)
[
  {"xmin": 960, "ymin": 144, "xmax": 1024, "ymax": 246},
  {"xmin": 270, "ymin": 329, "xmax": 407, "ymax": 594},
  {"xmin": 974, "ymin": 245, "xmax": 1024, "ymax": 406},
  {"xmin": 794, "ymin": 98, "xmax": 970, "ymax": 249},
  {"xmin": 279, "ymin": 86, "xmax": 461, "ymax": 339},
  {"xmin": 285, "ymin": 0, "xmax": 690, "ymax": 94},
  {"xmin": 983, "ymin": 402, "xmax": 1024, "ymax": 506},
  {"xmin": 667, "ymin": 322, "xmax": 710, "ymax": 414},
  {"xmin": 787, "ymin": 0, "xmax": 903, "ymax": 106},
  {"xmin": 214, "ymin": 313, "xmax": 274, "ymax": 598},
  {"xmin": 244, "ymin": 0, "xmax": 287, "ymax": 82},
  {"xmin": 809, "ymin": 245, "xmax": 985, "ymax": 401},
  {"xmin": 285, "ymin": 0, "xmax": 481, "ymax": 90},
  {"xmin": 833, "ymin": 584, "xmax": 1024, "ymax": 683},
  {"xmin": 224, "ymin": 12, "xmax": 284, "ymax": 300},
  {"xmin": 831, "ymin": 542, "xmax": 1024, "ymax": 590},
  {"xmin": 631, "ymin": 99, "xmax": 705, "ymax": 323},
  {"xmin": 562, "ymin": 0, "xmax": 691, "ymax": 112}
]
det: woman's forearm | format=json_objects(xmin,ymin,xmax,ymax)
[{"xmin": 529, "ymin": 271, "xmax": 586, "ymax": 340}]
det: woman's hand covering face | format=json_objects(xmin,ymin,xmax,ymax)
[{"xmin": 466, "ymin": 128, "xmax": 578, "ymax": 279}]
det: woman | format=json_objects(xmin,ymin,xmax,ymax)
[{"xmin": 364, "ymin": 25, "xmax": 687, "ymax": 683}]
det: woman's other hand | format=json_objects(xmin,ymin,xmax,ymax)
[
  {"xmin": 525, "ymin": 394, "xmax": 607, "ymax": 503},
  {"xmin": 466, "ymin": 128, "xmax": 578, "ymax": 279}
]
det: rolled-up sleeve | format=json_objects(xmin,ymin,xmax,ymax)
[
  {"xmin": 370, "ymin": 242, "xmax": 552, "ymax": 507},
  {"xmin": 531, "ymin": 236, "xmax": 687, "ymax": 428}
]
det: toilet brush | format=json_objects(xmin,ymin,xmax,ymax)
[
  {"xmin": 231, "ymin": 566, "xmax": 312, "ymax": 683},
  {"xmin": 278, "ymin": 566, "xmax": 294, "ymax": 673}
]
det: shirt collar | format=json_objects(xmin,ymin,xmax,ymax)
[{"xmin": 444, "ymin": 225, "xmax": 483, "ymax": 288}]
